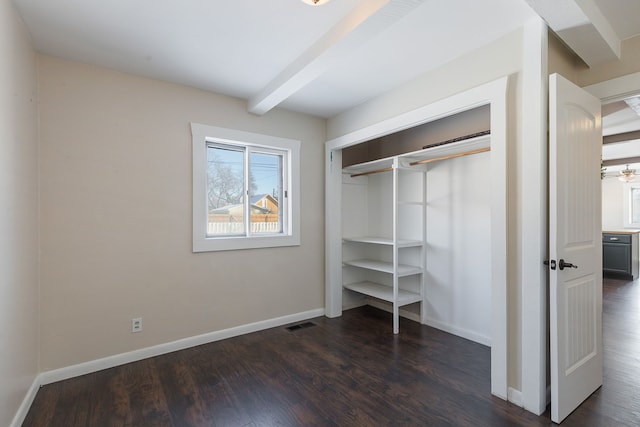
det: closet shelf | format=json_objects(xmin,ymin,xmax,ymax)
[
  {"xmin": 344, "ymin": 281, "xmax": 422, "ymax": 306},
  {"xmin": 342, "ymin": 133, "xmax": 490, "ymax": 177},
  {"xmin": 342, "ymin": 157, "xmax": 394, "ymax": 177},
  {"xmin": 343, "ymin": 236, "xmax": 423, "ymax": 247},
  {"xmin": 343, "ymin": 259, "xmax": 422, "ymax": 276},
  {"xmin": 403, "ymin": 134, "xmax": 490, "ymax": 165}
]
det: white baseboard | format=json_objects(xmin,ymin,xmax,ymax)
[
  {"xmin": 10, "ymin": 376, "xmax": 40, "ymax": 427},
  {"xmin": 508, "ymin": 387, "xmax": 524, "ymax": 407},
  {"xmin": 422, "ymin": 317, "xmax": 491, "ymax": 347},
  {"xmin": 12, "ymin": 307, "xmax": 324, "ymax": 425},
  {"xmin": 40, "ymin": 307, "xmax": 324, "ymax": 385}
]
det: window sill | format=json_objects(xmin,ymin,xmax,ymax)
[{"xmin": 193, "ymin": 234, "xmax": 300, "ymax": 252}]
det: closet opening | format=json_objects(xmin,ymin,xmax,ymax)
[
  {"xmin": 340, "ymin": 106, "xmax": 491, "ymax": 340},
  {"xmin": 325, "ymin": 76, "xmax": 509, "ymax": 400}
]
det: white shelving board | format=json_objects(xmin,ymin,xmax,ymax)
[
  {"xmin": 343, "ymin": 259, "xmax": 422, "ymax": 276},
  {"xmin": 344, "ymin": 281, "xmax": 422, "ymax": 306},
  {"xmin": 343, "ymin": 236, "xmax": 422, "ymax": 248},
  {"xmin": 342, "ymin": 157, "xmax": 394, "ymax": 176}
]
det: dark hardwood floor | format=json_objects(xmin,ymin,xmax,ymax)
[{"xmin": 23, "ymin": 277, "xmax": 640, "ymax": 426}]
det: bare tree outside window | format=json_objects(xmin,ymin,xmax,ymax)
[{"xmin": 207, "ymin": 147, "xmax": 243, "ymax": 211}]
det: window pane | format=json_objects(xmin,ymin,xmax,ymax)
[
  {"xmin": 207, "ymin": 145, "xmax": 245, "ymax": 236},
  {"xmin": 631, "ymin": 187, "xmax": 640, "ymax": 224},
  {"xmin": 250, "ymin": 151, "xmax": 283, "ymax": 234}
]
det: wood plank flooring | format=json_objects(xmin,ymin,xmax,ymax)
[{"xmin": 23, "ymin": 277, "xmax": 640, "ymax": 426}]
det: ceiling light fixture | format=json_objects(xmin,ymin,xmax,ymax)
[
  {"xmin": 625, "ymin": 96, "xmax": 640, "ymax": 117},
  {"xmin": 619, "ymin": 164, "xmax": 636, "ymax": 182},
  {"xmin": 301, "ymin": 0, "xmax": 331, "ymax": 5}
]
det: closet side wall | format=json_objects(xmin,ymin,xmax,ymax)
[{"xmin": 424, "ymin": 151, "xmax": 492, "ymax": 344}]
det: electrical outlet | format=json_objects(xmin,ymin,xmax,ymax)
[{"xmin": 132, "ymin": 317, "xmax": 143, "ymax": 333}]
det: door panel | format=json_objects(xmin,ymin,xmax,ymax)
[{"xmin": 549, "ymin": 73, "xmax": 602, "ymax": 423}]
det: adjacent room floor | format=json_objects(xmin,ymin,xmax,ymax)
[{"xmin": 23, "ymin": 277, "xmax": 640, "ymax": 426}]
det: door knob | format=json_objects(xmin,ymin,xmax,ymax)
[{"xmin": 558, "ymin": 259, "xmax": 577, "ymax": 270}]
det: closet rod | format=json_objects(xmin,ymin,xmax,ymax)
[
  {"xmin": 350, "ymin": 167, "xmax": 393, "ymax": 178},
  {"xmin": 409, "ymin": 147, "xmax": 490, "ymax": 166}
]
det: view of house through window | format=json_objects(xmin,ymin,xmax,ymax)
[{"xmin": 206, "ymin": 143, "xmax": 284, "ymax": 237}]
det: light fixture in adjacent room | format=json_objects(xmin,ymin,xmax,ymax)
[
  {"xmin": 625, "ymin": 96, "xmax": 640, "ymax": 116},
  {"xmin": 619, "ymin": 164, "xmax": 636, "ymax": 182},
  {"xmin": 301, "ymin": 0, "xmax": 331, "ymax": 5}
]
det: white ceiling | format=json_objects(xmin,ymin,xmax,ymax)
[
  {"xmin": 526, "ymin": 0, "xmax": 640, "ymax": 66},
  {"xmin": 527, "ymin": 0, "xmax": 640, "ymax": 172},
  {"xmin": 13, "ymin": 0, "xmax": 539, "ymax": 118},
  {"xmin": 602, "ymin": 97, "xmax": 640, "ymax": 172},
  {"xmin": 11, "ymin": 0, "xmax": 640, "ymax": 120},
  {"xmin": 593, "ymin": 0, "xmax": 640, "ymax": 40}
]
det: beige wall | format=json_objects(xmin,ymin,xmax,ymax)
[
  {"xmin": 328, "ymin": 28, "xmax": 529, "ymax": 395},
  {"xmin": 548, "ymin": 32, "xmax": 586, "ymax": 83},
  {"xmin": 38, "ymin": 56, "xmax": 326, "ymax": 371},
  {"xmin": 327, "ymin": 29, "xmax": 524, "ymax": 140},
  {"xmin": 578, "ymin": 35, "xmax": 640, "ymax": 87},
  {"xmin": 546, "ymin": 33, "xmax": 640, "ymax": 89},
  {"xmin": 0, "ymin": 1, "xmax": 39, "ymax": 425}
]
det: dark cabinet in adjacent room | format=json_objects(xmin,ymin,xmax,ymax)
[{"xmin": 603, "ymin": 232, "xmax": 639, "ymax": 279}]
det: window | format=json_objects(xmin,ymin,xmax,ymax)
[
  {"xmin": 192, "ymin": 123, "xmax": 300, "ymax": 252},
  {"xmin": 624, "ymin": 182, "xmax": 640, "ymax": 228}
]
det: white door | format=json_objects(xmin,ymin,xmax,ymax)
[{"xmin": 549, "ymin": 73, "xmax": 603, "ymax": 423}]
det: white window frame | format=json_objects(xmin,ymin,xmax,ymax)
[
  {"xmin": 623, "ymin": 182, "xmax": 640, "ymax": 228},
  {"xmin": 191, "ymin": 123, "xmax": 300, "ymax": 252}
]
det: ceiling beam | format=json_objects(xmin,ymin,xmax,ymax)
[
  {"xmin": 603, "ymin": 130, "xmax": 640, "ymax": 144},
  {"xmin": 525, "ymin": 0, "xmax": 620, "ymax": 66},
  {"xmin": 603, "ymin": 156, "xmax": 640, "ymax": 167},
  {"xmin": 247, "ymin": 0, "xmax": 426, "ymax": 116}
]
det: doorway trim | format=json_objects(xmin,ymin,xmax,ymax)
[{"xmin": 324, "ymin": 76, "xmax": 509, "ymax": 399}]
